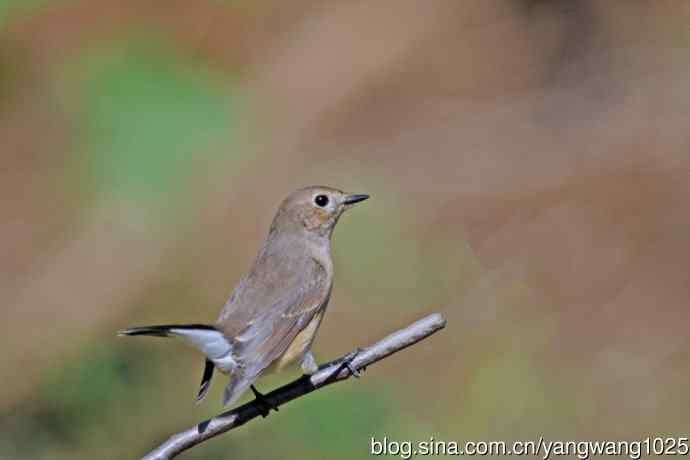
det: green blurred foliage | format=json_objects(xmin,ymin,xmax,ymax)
[
  {"xmin": 0, "ymin": 344, "xmax": 157, "ymax": 459},
  {"xmin": 277, "ymin": 385, "xmax": 394, "ymax": 459},
  {"xmin": 0, "ymin": 0, "xmax": 46, "ymax": 27},
  {"xmin": 0, "ymin": 28, "xmax": 254, "ymax": 459},
  {"xmin": 334, "ymin": 196, "xmax": 438, "ymax": 310},
  {"xmin": 63, "ymin": 37, "xmax": 241, "ymax": 212},
  {"xmin": 335, "ymin": 197, "xmax": 420, "ymax": 303}
]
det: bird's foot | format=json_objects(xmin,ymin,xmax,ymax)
[
  {"xmin": 321, "ymin": 348, "xmax": 365, "ymax": 380},
  {"xmin": 250, "ymin": 385, "xmax": 279, "ymax": 418}
]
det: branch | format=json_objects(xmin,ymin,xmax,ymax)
[{"xmin": 142, "ymin": 312, "xmax": 447, "ymax": 460}]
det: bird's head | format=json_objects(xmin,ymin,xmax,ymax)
[{"xmin": 270, "ymin": 186, "xmax": 369, "ymax": 239}]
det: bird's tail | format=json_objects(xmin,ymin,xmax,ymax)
[
  {"xmin": 118, "ymin": 323, "xmax": 233, "ymax": 403},
  {"xmin": 118, "ymin": 323, "xmax": 215, "ymax": 337},
  {"xmin": 118, "ymin": 323, "xmax": 233, "ymax": 360}
]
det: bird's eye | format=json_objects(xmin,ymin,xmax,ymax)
[{"xmin": 314, "ymin": 194, "xmax": 329, "ymax": 207}]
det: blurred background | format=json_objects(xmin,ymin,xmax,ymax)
[{"xmin": 1, "ymin": 1, "xmax": 689, "ymax": 458}]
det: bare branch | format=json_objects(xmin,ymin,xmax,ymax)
[{"xmin": 142, "ymin": 313, "xmax": 447, "ymax": 460}]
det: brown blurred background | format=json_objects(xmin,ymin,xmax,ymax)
[{"xmin": 1, "ymin": 1, "xmax": 689, "ymax": 458}]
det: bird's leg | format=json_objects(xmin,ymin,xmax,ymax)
[
  {"xmin": 300, "ymin": 351, "xmax": 319, "ymax": 375},
  {"xmin": 250, "ymin": 385, "xmax": 279, "ymax": 418},
  {"xmin": 320, "ymin": 348, "xmax": 364, "ymax": 380}
]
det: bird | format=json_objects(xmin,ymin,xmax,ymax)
[{"xmin": 118, "ymin": 186, "xmax": 369, "ymax": 412}]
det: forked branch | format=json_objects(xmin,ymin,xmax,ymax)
[{"xmin": 142, "ymin": 312, "xmax": 447, "ymax": 460}]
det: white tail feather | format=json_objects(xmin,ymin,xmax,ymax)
[{"xmin": 169, "ymin": 328, "xmax": 237, "ymax": 373}]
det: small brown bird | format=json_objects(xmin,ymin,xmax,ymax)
[{"xmin": 119, "ymin": 186, "xmax": 369, "ymax": 410}]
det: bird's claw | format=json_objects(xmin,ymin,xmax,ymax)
[
  {"xmin": 323, "ymin": 348, "xmax": 364, "ymax": 381},
  {"xmin": 342, "ymin": 348, "xmax": 363, "ymax": 378},
  {"xmin": 250, "ymin": 385, "xmax": 279, "ymax": 418},
  {"xmin": 344, "ymin": 361, "xmax": 361, "ymax": 378}
]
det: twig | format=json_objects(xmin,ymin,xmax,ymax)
[{"xmin": 142, "ymin": 313, "xmax": 447, "ymax": 460}]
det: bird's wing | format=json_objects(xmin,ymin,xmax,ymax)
[
  {"xmin": 231, "ymin": 259, "xmax": 329, "ymax": 381},
  {"xmin": 220, "ymin": 260, "xmax": 328, "ymax": 405}
]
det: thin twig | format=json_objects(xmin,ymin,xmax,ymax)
[{"xmin": 142, "ymin": 313, "xmax": 447, "ymax": 460}]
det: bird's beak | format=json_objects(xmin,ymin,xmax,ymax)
[{"xmin": 343, "ymin": 194, "xmax": 370, "ymax": 205}]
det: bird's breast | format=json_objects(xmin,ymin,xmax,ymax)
[{"xmin": 271, "ymin": 309, "xmax": 325, "ymax": 372}]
